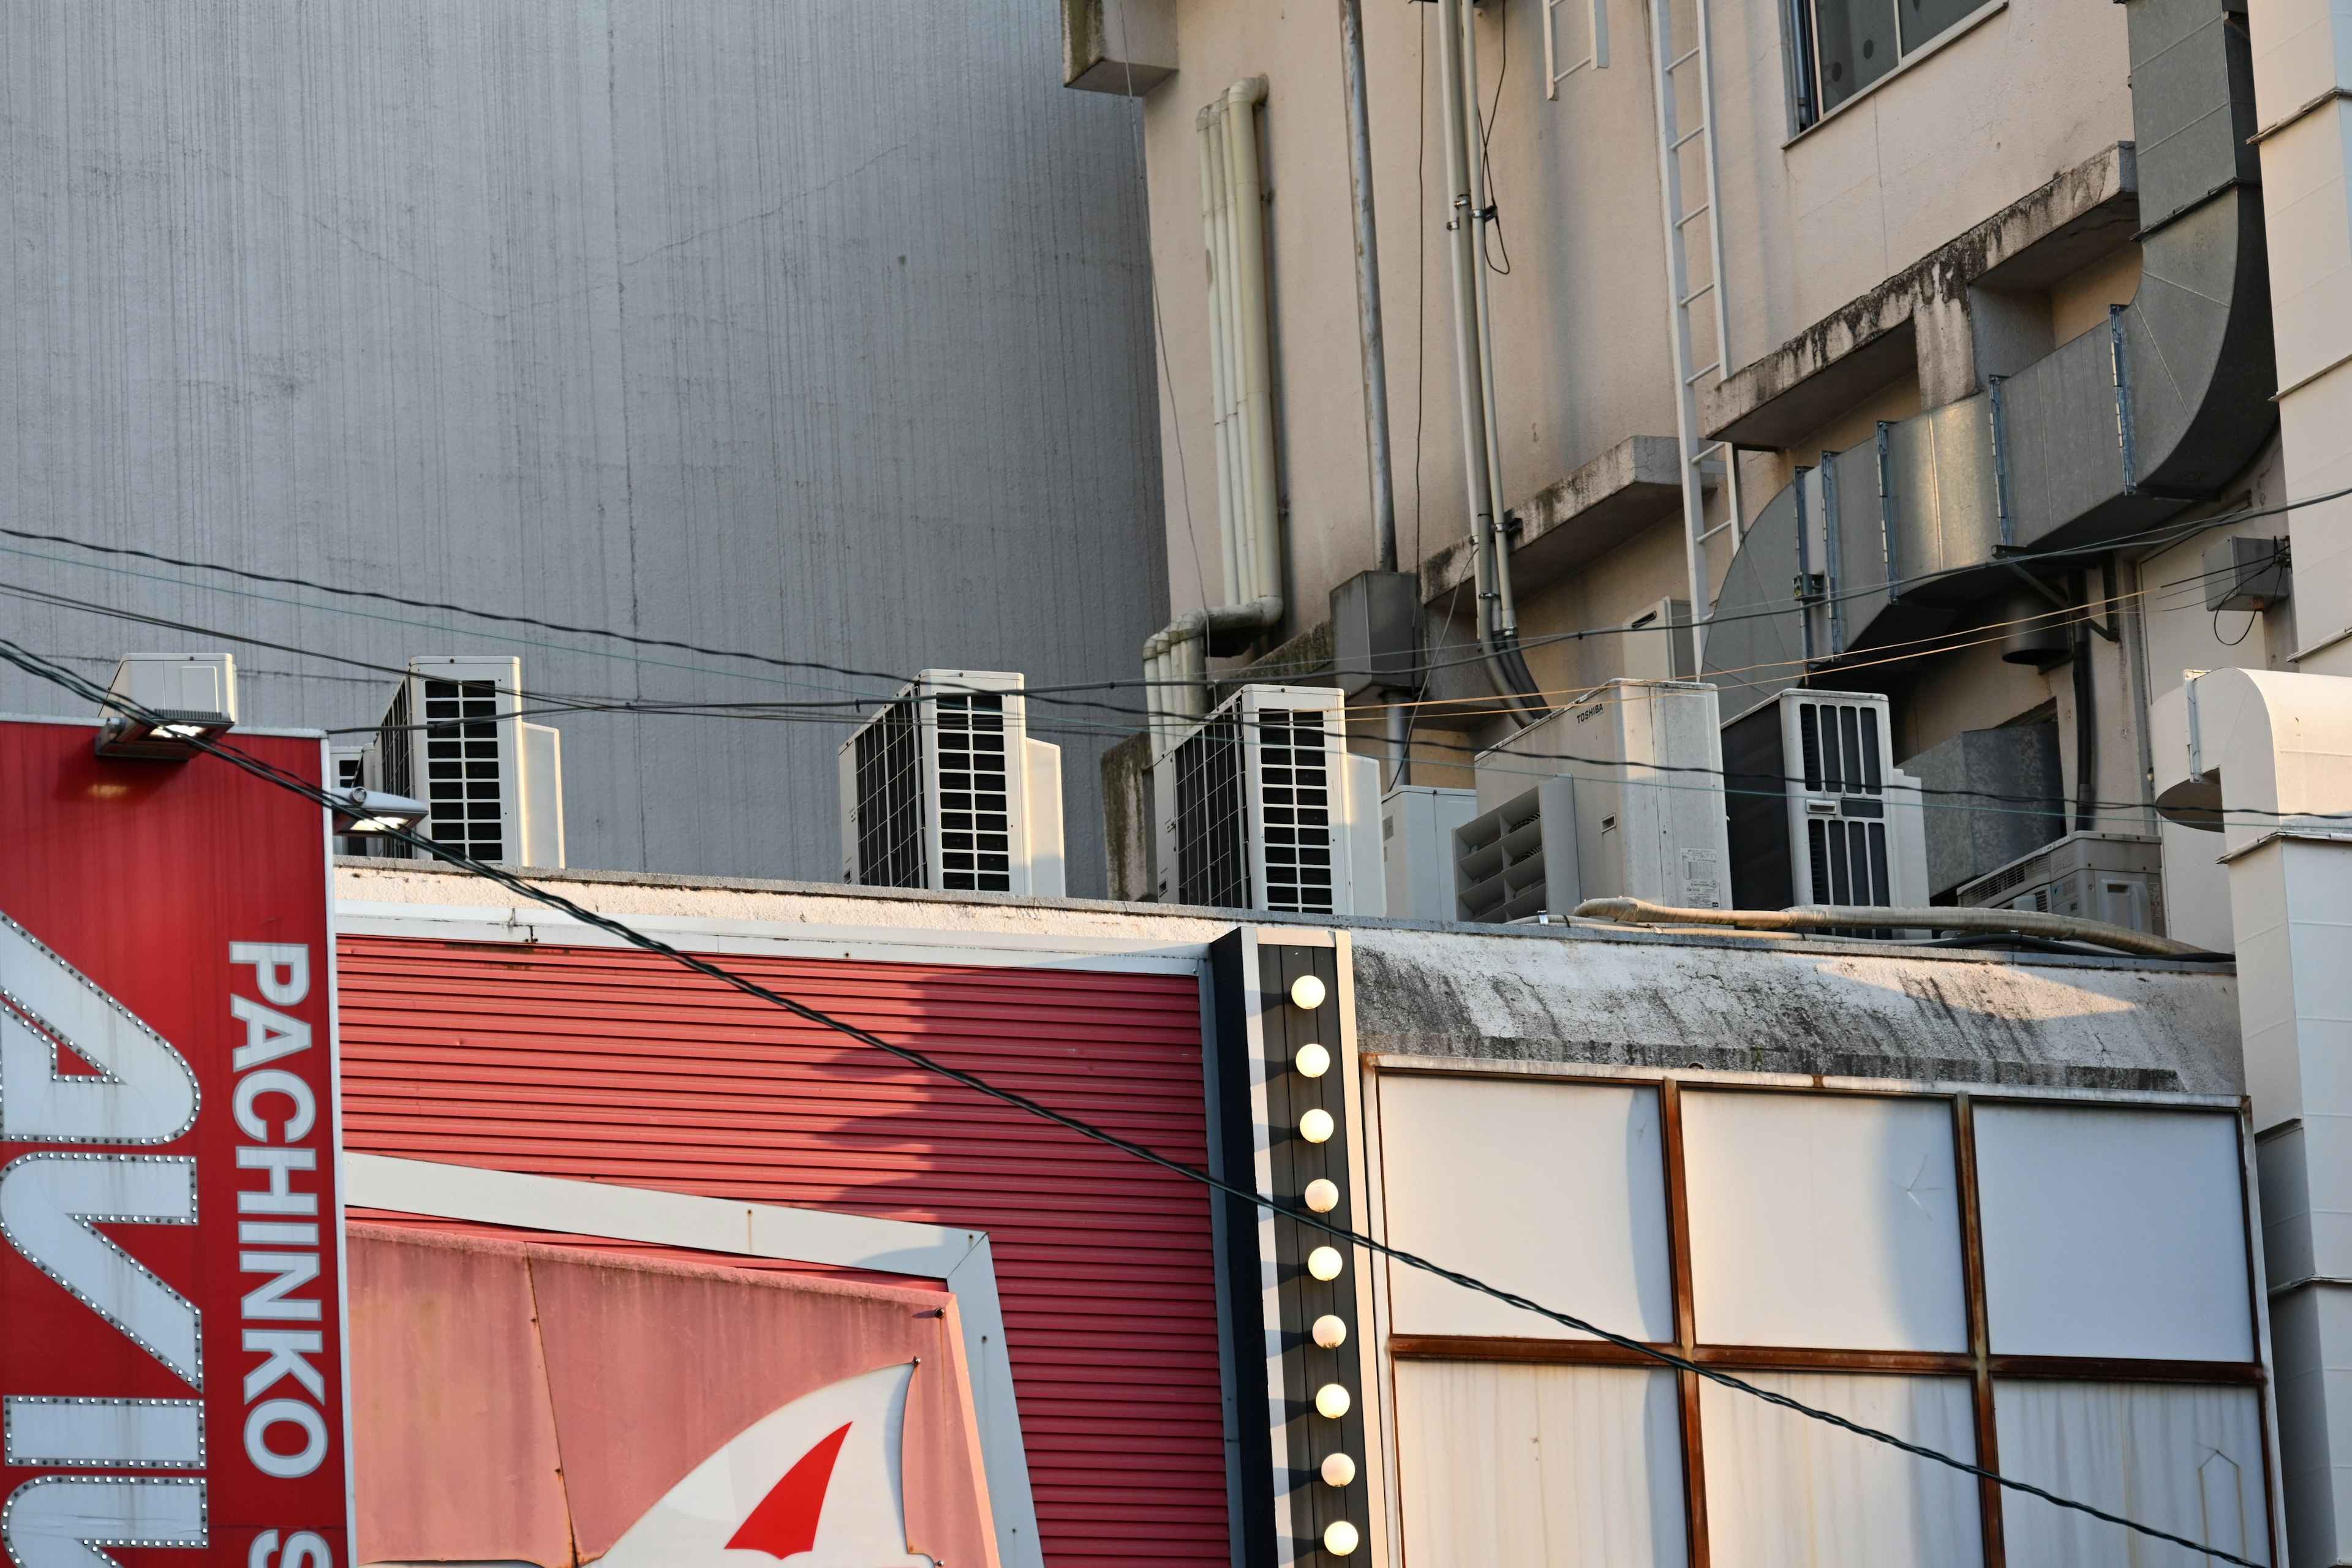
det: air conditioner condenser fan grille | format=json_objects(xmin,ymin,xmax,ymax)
[
  {"xmin": 421, "ymin": 679, "xmax": 504, "ymax": 863},
  {"xmin": 935, "ymin": 693, "xmax": 1012, "ymax": 893},
  {"xmin": 1257, "ymin": 708, "xmax": 1335, "ymax": 914},
  {"xmin": 853, "ymin": 697, "xmax": 926, "ymax": 889}
]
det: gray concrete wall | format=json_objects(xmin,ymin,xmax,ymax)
[{"xmin": 0, "ymin": 0, "xmax": 1166, "ymax": 893}]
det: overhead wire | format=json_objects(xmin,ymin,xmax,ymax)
[
  {"xmin": 0, "ymin": 631, "xmax": 2260, "ymax": 1568},
  {"xmin": 10, "ymin": 571, "xmax": 2326, "ymax": 828}
]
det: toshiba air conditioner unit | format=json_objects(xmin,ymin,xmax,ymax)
[
  {"xmin": 1721, "ymin": 688, "xmax": 1927, "ymax": 911},
  {"xmin": 1458, "ymin": 679, "xmax": 1730, "ymax": 921},
  {"xmin": 1156, "ymin": 685, "xmax": 1384, "ymax": 916},
  {"xmin": 839, "ymin": 670, "xmax": 1065, "ymax": 897},
  {"xmin": 373, "ymin": 657, "xmax": 566, "ymax": 868}
]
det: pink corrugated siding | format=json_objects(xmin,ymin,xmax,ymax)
[{"xmin": 335, "ymin": 937, "xmax": 1226, "ymax": 1567}]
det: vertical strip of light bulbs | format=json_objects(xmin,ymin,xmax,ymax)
[{"xmin": 1287, "ymin": 971, "xmax": 1360, "ymax": 1559}]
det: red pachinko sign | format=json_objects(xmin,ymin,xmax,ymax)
[{"xmin": 0, "ymin": 719, "xmax": 348, "ymax": 1568}]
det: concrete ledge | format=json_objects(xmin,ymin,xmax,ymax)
[
  {"xmin": 1707, "ymin": 144, "xmax": 2139, "ymax": 447},
  {"xmin": 1420, "ymin": 435, "xmax": 1685, "ymax": 612}
]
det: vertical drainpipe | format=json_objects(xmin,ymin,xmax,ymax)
[
  {"xmin": 1338, "ymin": 0, "xmax": 1413, "ymax": 786},
  {"xmin": 1436, "ymin": 0, "xmax": 1544, "ymax": 719}
]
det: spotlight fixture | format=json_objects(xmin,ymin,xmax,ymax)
[
  {"xmin": 1295, "ymin": 1042, "xmax": 1331, "ymax": 1077},
  {"xmin": 1300, "ymin": 1108, "xmax": 1335, "ymax": 1144},
  {"xmin": 1290, "ymin": 974, "xmax": 1327, "ymax": 1010},
  {"xmin": 93, "ymin": 654, "xmax": 238, "ymax": 760},
  {"xmin": 330, "ymin": 787, "xmax": 431, "ymax": 836},
  {"xmin": 1303, "ymin": 1177, "xmax": 1339, "ymax": 1213},
  {"xmin": 1314, "ymin": 1384, "xmax": 1351, "ymax": 1419}
]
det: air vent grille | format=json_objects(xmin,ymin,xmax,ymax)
[
  {"xmin": 853, "ymin": 697, "xmax": 925, "ymax": 889},
  {"xmin": 422, "ymin": 679, "xmax": 504, "ymax": 863},
  {"xmin": 1257, "ymin": 708, "xmax": 1334, "ymax": 914},
  {"xmin": 1798, "ymin": 701, "xmax": 1884, "ymax": 795},
  {"xmin": 936, "ymin": 693, "xmax": 1012, "ymax": 892},
  {"xmin": 1806, "ymin": 816, "xmax": 1891, "ymax": 905}
]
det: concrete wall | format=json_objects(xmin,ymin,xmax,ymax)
[
  {"xmin": 0, "ymin": 0, "xmax": 1166, "ymax": 893},
  {"xmin": 1130, "ymin": 0, "xmax": 2132, "ymax": 656}
]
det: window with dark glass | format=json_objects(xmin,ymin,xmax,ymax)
[{"xmin": 1785, "ymin": 0, "xmax": 1992, "ymax": 130}]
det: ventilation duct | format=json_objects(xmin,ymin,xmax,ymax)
[{"xmin": 1705, "ymin": 0, "xmax": 2272, "ymax": 704}]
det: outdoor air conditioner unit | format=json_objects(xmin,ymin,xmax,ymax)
[
  {"xmin": 1458, "ymin": 679, "xmax": 1730, "ymax": 921},
  {"xmin": 1953, "ymin": 831, "xmax": 2166, "ymax": 935},
  {"xmin": 1155, "ymin": 685, "xmax": 1383, "ymax": 915},
  {"xmin": 1382, "ymin": 785, "xmax": 1477, "ymax": 921},
  {"xmin": 839, "ymin": 670, "xmax": 1065, "ymax": 897},
  {"xmin": 1721, "ymin": 688, "xmax": 1927, "ymax": 910},
  {"xmin": 372, "ymin": 657, "xmax": 566, "ymax": 868}
]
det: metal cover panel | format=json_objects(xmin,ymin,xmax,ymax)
[
  {"xmin": 1683, "ymin": 1091, "xmax": 1968, "ymax": 1352},
  {"xmin": 1973, "ymin": 1104, "xmax": 2253, "ymax": 1360},
  {"xmin": 335, "ymin": 937, "xmax": 1226, "ymax": 1566},
  {"xmin": 1378, "ymin": 1076, "xmax": 1673, "ymax": 1342}
]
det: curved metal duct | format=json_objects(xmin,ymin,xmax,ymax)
[{"xmin": 1703, "ymin": 0, "xmax": 2272, "ymax": 703}]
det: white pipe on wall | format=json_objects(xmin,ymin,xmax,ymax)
[{"xmin": 1144, "ymin": 79, "xmax": 1284, "ymax": 758}]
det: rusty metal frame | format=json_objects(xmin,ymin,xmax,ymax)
[{"xmin": 1365, "ymin": 1063, "xmax": 2280, "ymax": 1568}]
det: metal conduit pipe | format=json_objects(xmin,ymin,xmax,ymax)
[
  {"xmin": 1436, "ymin": 0, "xmax": 1545, "ymax": 719},
  {"xmin": 1572, "ymin": 897, "xmax": 2207, "ymax": 958},
  {"xmin": 1144, "ymin": 79, "xmax": 1285, "ymax": 750},
  {"xmin": 1338, "ymin": 0, "xmax": 1398, "ymax": 576}
]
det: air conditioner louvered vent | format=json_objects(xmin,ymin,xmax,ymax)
[
  {"xmin": 840, "ymin": 672, "xmax": 1063, "ymax": 899},
  {"xmin": 1175, "ymin": 715, "xmax": 1249, "ymax": 908}
]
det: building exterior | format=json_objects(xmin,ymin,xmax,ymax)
[
  {"xmin": 1065, "ymin": 6, "xmax": 2352, "ymax": 1553},
  {"xmin": 332, "ymin": 856, "xmax": 2273, "ymax": 1567},
  {"xmin": 0, "ymin": 0, "xmax": 1167, "ymax": 893}
]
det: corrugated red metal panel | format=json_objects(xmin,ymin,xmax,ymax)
[{"xmin": 334, "ymin": 937, "xmax": 1225, "ymax": 1567}]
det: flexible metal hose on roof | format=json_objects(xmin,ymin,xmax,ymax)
[{"xmin": 1570, "ymin": 897, "xmax": 2206, "ymax": 959}]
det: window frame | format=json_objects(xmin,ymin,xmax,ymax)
[
  {"xmin": 1781, "ymin": 0, "xmax": 2009, "ymax": 140},
  {"xmin": 1363, "ymin": 1057, "xmax": 2282, "ymax": 1567}
]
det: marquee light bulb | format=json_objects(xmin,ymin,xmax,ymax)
[
  {"xmin": 1307, "ymin": 1245, "xmax": 1344, "ymax": 1281},
  {"xmin": 1324, "ymin": 1520, "xmax": 1360, "ymax": 1555},
  {"xmin": 1312, "ymin": 1314, "xmax": 1348, "ymax": 1348},
  {"xmin": 1321, "ymin": 1452, "xmax": 1358, "ymax": 1487},
  {"xmin": 1295, "ymin": 1042, "xmax": 1331, "ymax": 1078},
  {"xmin": 1314, "ymin": 1383, "xmax": 1351, "ymax": 1419},
  {"xmin": 1303, "ymin": 1177, "xmax": 1339, "ymax": 1213},
  {"xmin": 1300, "ymin": 1108, "xmax": 1335, "ymax": 1144},
  {"xmin": 1290, "ymin": 975, "xmax": 1327, "ymax": 1010}
]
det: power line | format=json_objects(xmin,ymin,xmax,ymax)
[
  {"xmin": 10, "ymin": 571, "xmax": 2327, "ymax": 830},
  {"xmin": 0, "ymin": 631, "xmax": 2265, "ymax": 1566}
]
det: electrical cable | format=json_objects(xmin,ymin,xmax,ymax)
[
  {"xmin": 5, "ymin": 484, "xmax": 2343, "ymax": 718},
  {"xmin": 0, "ymin": 631, "xmax": 2260, "ymax": 1567},
  {"xmin": 11, "ymin": 570, "xmax": 2328, "ymax": 829}
]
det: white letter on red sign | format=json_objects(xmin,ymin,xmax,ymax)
[
  {"xmin": 0, "ymin": 1155, "xmax": 202, "ymax": 1386},
  {"xmin": 0, "ymin": 914, "xmax": 197, "ymax": 1145},
  {"xmin": 0, "ymin": 1476, "xmax": 206, "ymax": 1564}
]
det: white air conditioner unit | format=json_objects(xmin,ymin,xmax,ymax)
[
  {"xmin": 1459, "ymin": 679, "xmax": 1730, "ymax": 919},
  {"xmin": 1721, "ymin": 688, "xmax": 1926, "ymax": 910},
  {"xmin": 1382, "ymin": 785, "xmax": 1476, "ymax": 921},
  {"xmin": 839, "ymin": 670, "xmax": 1065, "ymax": 897},
  {"xmin": 1155, "ymin": 685, "xmax": 1383, "ymax": 915},
  {"xmin": 374, "ymin": 657, "xmax": 565, "ymax": 868},
  {"xmin": 1953, "ymin": 831, "xmax": 2165, "ymax": 935}
]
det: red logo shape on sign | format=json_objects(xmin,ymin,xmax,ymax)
[{"xmin": 724, "ymin": 1421, "xmax": 853, "ymax": 1558}]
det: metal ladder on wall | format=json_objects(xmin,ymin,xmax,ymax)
[{"xmin": 1646, "ymin": 0, "xmax": 1737, "ymax": 673}]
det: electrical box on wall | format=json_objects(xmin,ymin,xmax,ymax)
[
  {"xmin": 840, "ymin": 669, "xmax": 1065, "ymax": 897},
  {"xmin": 1466, "ymin": 680, "xmax": 1730, "ymax": 913},
  {"xmin": 1157, "ymin": 685, "xmax": 1384, "ymax": 916},
  {"xmin": 1721, "ymin": 688, "xmax": 1927, "ymax": 910}
]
